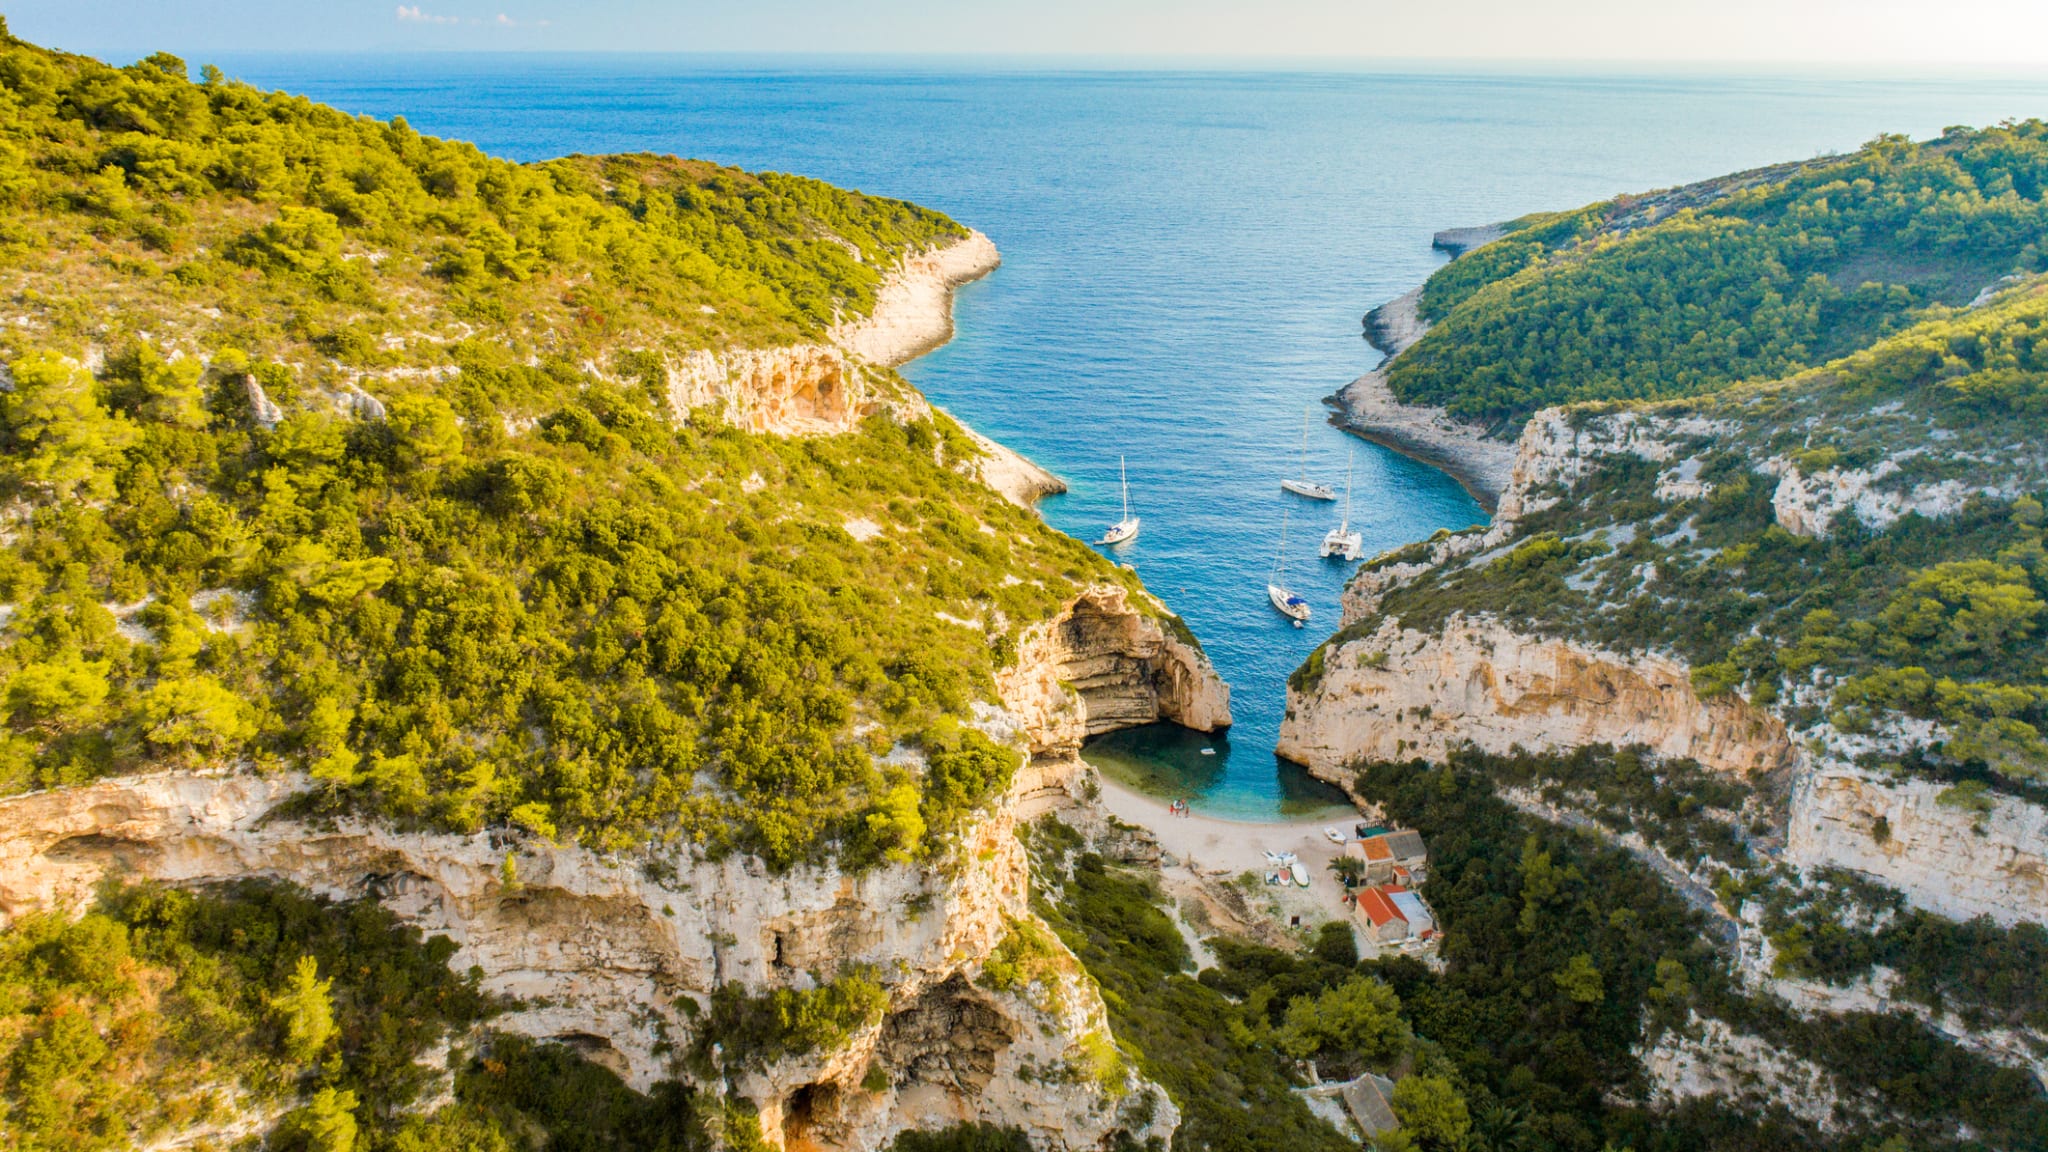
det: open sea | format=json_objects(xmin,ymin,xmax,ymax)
[{"xmin": 211, "ymin": 54, "xmax": 2048, "ymax": 818}]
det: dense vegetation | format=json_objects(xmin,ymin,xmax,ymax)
[
  {"xmin": 0, "ymin": 21, "xmax": 960, "ymax": 356},
  {"xmin": 1024, "ymin": 816, "xmax": 1378, "ymax": 1152},
  {"xmin": 1393, "ymin": 124, "xmax": 2048, "ymax": 428},
  {"xmin": 1335, "ymin": 280, "xmax": 2048, "ymax": 787},
  {"xmin": 1351, "ymin": 754, "xmax": 2048, "ymax": 1152},
  {"xmin": 0, "ymin": 25, "xmax": 1156, "ymax": 865},
  {"xmin": 0, "ymin": 879, "xmax": 791, "ymax": 1152}
]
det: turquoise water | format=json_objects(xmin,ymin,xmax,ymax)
[{"xmin": 212, "ymin": 55, "xmax": 2048, "ymax": 818}]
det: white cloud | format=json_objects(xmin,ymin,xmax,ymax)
[{"xmin": 395, "ymin": 5, "xmax": 459, "ymax": 24}]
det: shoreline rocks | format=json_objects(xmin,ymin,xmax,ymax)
[
  {"xmin": 831, "ymin": 229, "xmax": 1002, "ymax": 369},
  {"xmin": 1328, "ymin": 234, "xmax": 1518, "ymax": 511}
]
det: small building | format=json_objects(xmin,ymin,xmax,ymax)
[
  {"xmin": 1368, "ymin": 829, "xmax": 1427, "ymax": 879},
  {"xmin": 1354, "ymin": 883, "xmax": 1439, "ymax": 944},
  {"xmin": 1388, "ymin": 888, "xmax": 1436, "ymax": 938},
  {"xmin": 1340, "ymin": 1072, "xmax": 1400, "ymax": 1138},
  {"xmin": 1356, "ymin": 837, "xmax": 1396, "ymax": 885},
  {"xmin": 1354, "ymin": 884, "xmax": 1411, "ymax": 943}
]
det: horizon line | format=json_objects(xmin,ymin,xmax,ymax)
[{"xmin": 92, "ymin": 47, "xmax": 2048, "ymax": 75}]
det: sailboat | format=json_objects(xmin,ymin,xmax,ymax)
[
  {"xmin": 1267, "ymin": 509, "xmax": 1312, "ymax": 626},
  {"xmin": 1099, "ymin": 455, "xmax": 1141, "ymax": 545},
  {"xmin": 1280, "ymin": 408, "xmax": 1337, "ymax": 501},
  {"xmin": 1321, "ymin": 452, "xmax": 1364, "ymax": 561}
]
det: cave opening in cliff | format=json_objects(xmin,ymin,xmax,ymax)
[{"xmin": 782, "ymin": 1081, "xmax": 840, "ymax": 1152}]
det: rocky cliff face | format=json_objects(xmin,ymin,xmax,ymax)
[
  {"xmin": 0, "ymin": 580, "xmax": 1226, "ymax": 1151},
  {"xmin": 1282, "ymin": 396, "xmax": 2048, "ymax": 931},
  {"xmin": 1276, "ymin": 615, "xmax": 1794, "ymax": 784},
  {"xmin": 662, "ymin": 343, "xmax": 895, "ymax": 436},
  {"xmin": 1785, "ymin": 767, "xmax": 2048, "ymax": 928},
  {"xmin": 997, "ymin": 585, "xmax": 1232, "ymax": 759}
]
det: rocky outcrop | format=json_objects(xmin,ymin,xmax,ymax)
[
  {"xmin": 0, "ymin": 759, "xmax": 1172, "ymax": 1151},
  {"xmin": 1361, "ymin": 285, "xmax": 1429, "ymax": 360},
  {"xmin": 998, "ymin": 585, "xmax": 1232, "ymax": 758},
  {"xmin": 1332, "ymin": 250, "xmax": 1518, "ymax": 510},
  {"xmin": 1276, "ymin": 615, "xmax": 1795, "ymax": 784},
  {"xmin": 0, "ymin": 587, "xmax": 1227, "ymax": 1152},
  {"xmin": 941, "ymin": 405, "xmax": 1068, "ymax": 509},
  {"xmin": 663, "ymin": 344, "xmax": 887, "ymax": 436},
  {"xmin": 1785, "ymin": 767, "xmax": 2048, "ymax": 928},
  {"xmin": 830, "ymin": 230, "xmax": 1001, "ymax": 368},
  {"xmin": 1330, "ymin": 369, "xmax": 1519, "ymax": 513},
  {"xmin": 1639, "ymin": 1012, "xmax": 1844, "ymax": 1131},
  {"xmin": 1764, "ymin": 458, "xmax": 2010, "ymax": 540},
  {"xmin": 1431, "ymin": 225, "xmax": 1507, "ymax": 258}
]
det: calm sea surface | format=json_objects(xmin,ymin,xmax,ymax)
[{"xmin": 213, "ymin": 55, "xmax": 2048, "ymax": 818}]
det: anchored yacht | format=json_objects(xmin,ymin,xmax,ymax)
[
  {"xmin": 1267, "ymin": 509, "xmax": 1312, "ymax": 626},
  {"xmin": 1320, "ymin": 452, "xmax": 1363, "ymax": 560},
  {"xmin": 1279, "ymin": 408, "xmax": 1336, "ymax": 500},
  {"xmin": 1099, "ymin": 455, "xmax": 1141, "ymax": 545}
]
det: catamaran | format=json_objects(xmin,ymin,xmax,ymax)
[
  {"xmin": 1267, "ymin": 509, "xmax": 1312, "ymax": 626},
  {"xmin": 1279, "ymin": 408, "xmax": 1337, "ymax": 500},
  {"xmin": 1320, "ymin": 451, "xmax": 1363, "ymax": 561},
  {"xmin": 1098, "ymin": 455, "xmax": 1141, "ymax": 545}
]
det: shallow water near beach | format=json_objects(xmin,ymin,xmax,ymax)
[{"xmin": 215, "ymin": 54, "xmax": 2048, "ymax": 818}]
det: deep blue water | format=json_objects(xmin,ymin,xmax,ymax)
[{"xmin": 210, "ymin": 55, "xmax": 2048, "ymax": 817}]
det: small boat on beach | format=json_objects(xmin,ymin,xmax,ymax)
[
  {"xmin": 1320, "ymin": 452, "xmax": 1363, "ymax": 561},
  {"xmin": 1267, "ymin": 510, "xmax": 1312, "ymax": 626},
  {"xmin": 1290, "ymin": 861, "xmax": 1311, "ymax": 887},
  {"xmin": 1098, "ymin": 455, "xmax": 1141, "ymax": 545},
  {"xmin": 1324, "ymin": 826, "xmax": 1345, "ymax": 845},
  {"xmin": 1281, "ymin": 408, "xmax": 1337, "ymax": 501}
]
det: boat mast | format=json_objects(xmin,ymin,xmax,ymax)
[
  {"xmin": 1274, "ymin": 509, "xmax": 1290, "ymax": 584},
  {"xmin": 1297, "ymin": 408, "xmax": 1309, "ymax": 483},
  {"xmin": 1341, "ymin": 452, "xmax": 1354, "ymax": 532},
  {"xmin": 1119, "ymin": 455, "xmax": 1130, "ymax": 522}
]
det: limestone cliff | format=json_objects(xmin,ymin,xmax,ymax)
[
  {"xmin": 997, "ymin": 585, "xmax": 1232, "ymax": 759},
  {"xmin": 0, "ymin": 579, "xmax": 1226, "ymax": 1151},
  {"xmin": 661, "ymin": 343, "xmax": 899, "ymax": 435},
  {"xmin": 1276, "ymin": 614, "xmax": 1795, "ymax": 783},
  {"xmin": 653, "ymin": 232, "xmax": 999, "ymax": 438},
  {"xmin": 1284, "ymin": 380, "xmax": 2048, "ymax": 931},
  {"xmin": 1784, "ymin": 767, "xmax": 2048, "ymax": 928}
]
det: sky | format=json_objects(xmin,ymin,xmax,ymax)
[{"xmin": 12, "ymin": 0, "xmax": 2048, "ymax": 65}]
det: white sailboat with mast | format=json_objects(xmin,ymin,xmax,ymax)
[
  {"xmin": 1267, "ymin": 509, "xmax": 1312, "ymax": 626},
  {"xmin": 1099, "ymin": 455, "xmax": 1140, "ymax": 545},
  {"xmin": 1279, "ymin": 407, "xmax": 1337, "ymax": 501},
  {"xmin": 1321, "ymin": 451, "xmax": 1363, "ymax": 561}
]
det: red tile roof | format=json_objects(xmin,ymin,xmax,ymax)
[{"xmin": 1355, "ymin": 884, "xmax": 1411, "ymax": 927}]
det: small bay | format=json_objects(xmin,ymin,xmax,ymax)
[{"xmin": 215, "ymin": 54, "xmax": 2048, "ymax": 817}]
